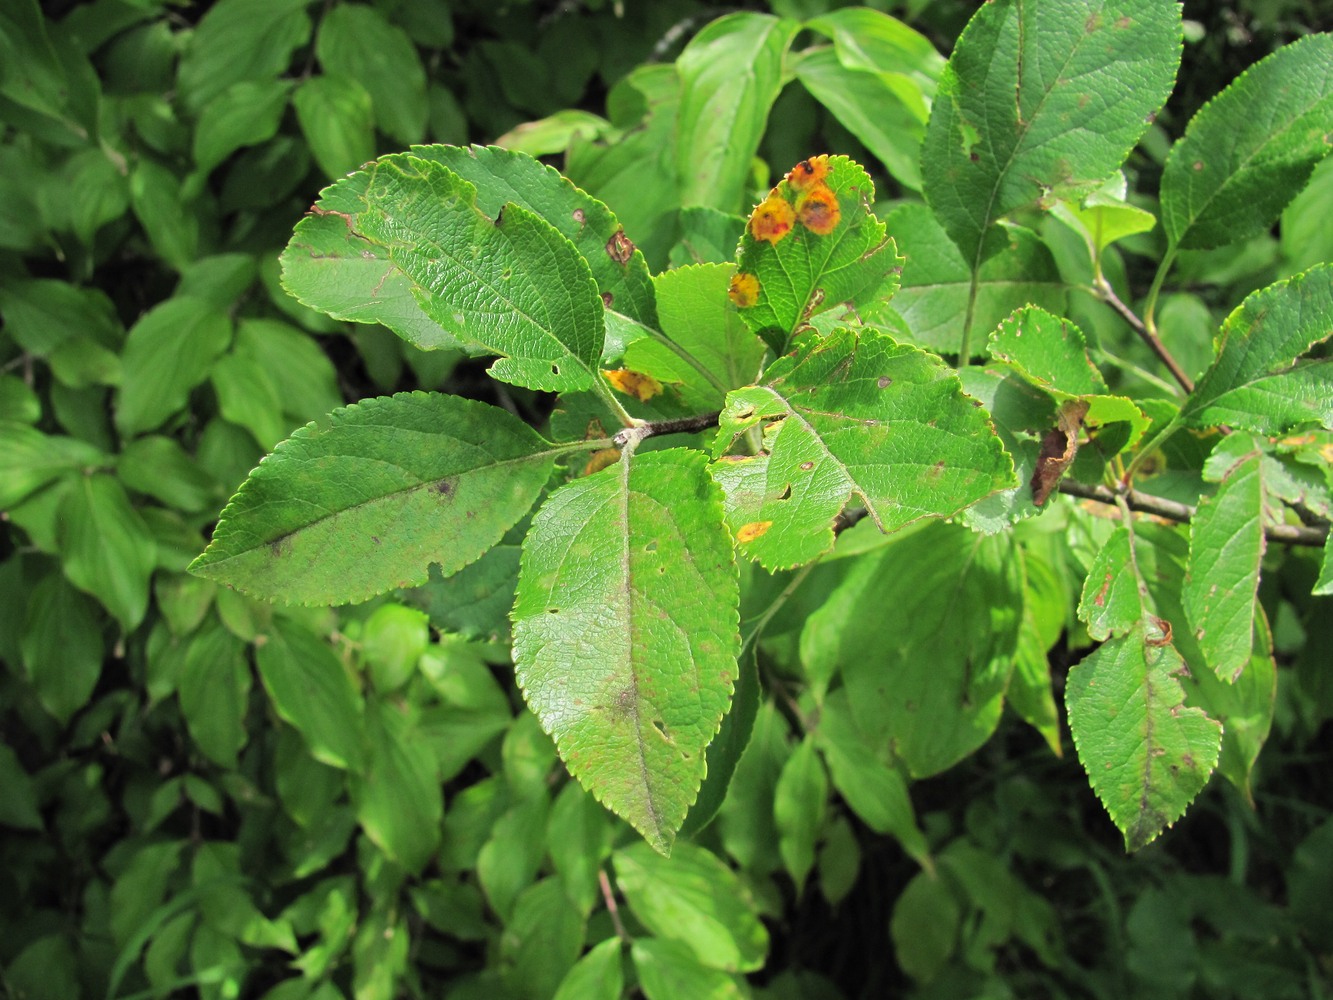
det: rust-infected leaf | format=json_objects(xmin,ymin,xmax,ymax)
[
  {"xmin": 1031, "ymin": 399, "xmax": 1090, "ymax": 505},
  {"xmin": 584, "ymin": 448, "xmax": 621, "ymax": 476},
  {"xmin": 786, "ymin": 154, "xmax": 831, "ymax": 191},
  {"xmin": 735, "ymin": 520, "xmax": 773, "ymax": 543},
  {"xmin": 796, "ymin": 183, "xmax": 841, "ymax": 235},
  {"xmin": 603, "ymin": 368, "xmax": 664, "ymax": 402}
]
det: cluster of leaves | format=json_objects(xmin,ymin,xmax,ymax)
[{"xmin": 4, "ymin": 1, "xmax": 1333, "ymax": 999}]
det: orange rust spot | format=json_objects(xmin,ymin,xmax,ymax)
[
  {"xmin": 749, "ymin": 189, "xmax": 795, "ymax": 245},
  {"xmin": 584, "ymin": 448, "xmax": 620, "ymax": 476},
  {"xmin": 786, "ymin": 155, "xmax": 830, "ymax": 191},
  {"xmin": 796, "ymin": 183, "xmax": 840, "ymax": 235},
  {"xmin": 736, "ymin": 520, "xmax": 773, "ymax": 543},
  {"xmin": 728, "ymin": 272, "xmax": 761, "ymax": 308},
  {"xmin": 603, "ymin": 368, "xmax": 663, "ymax": 402}
]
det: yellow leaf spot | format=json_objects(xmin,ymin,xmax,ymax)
[
  {"xmin": 583, "ymin": 448, "xmax": 620, "ymax": 476},
  {"xmin": 796, "ymin": 183, "xmax": 840, "ymax": 235},
  {"xmin": 749, "ymin": 189, "xmax": 795, "ymax": 245},
  {"xmin": 603, "ymin": 368, "xmax": 663, "ymax": 402},
  {"xmin": 786, "ymin": 154, "xmax": 830, "ymax": 191},
  {"xmin": 727, "ymin": 272, "xmax": 761, "ymax": 308},
  {"xmin": 736, "ymin": 520, "xmax": 773, "ymax": 543}
]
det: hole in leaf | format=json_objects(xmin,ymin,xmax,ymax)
[
  {"xmin": 644, "ymin": 540, "xmax": 658, "ymax": 553},
  {"xmin": 777, "ymin": 484, "xmax": 792, "ymax": 500},
  {"xmin": 547, "ymin": 608, "xmax": 559, "ymax": 615}
]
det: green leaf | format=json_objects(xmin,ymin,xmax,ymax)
[
  {"xmin": 409, "ymin": 143, "xmax": 657, "ymax": 331},
  {"xmin": 812, "ymin": 690, "xmax": 929, "ymax": 866},
  {"xmin": 1181, "ymin": 264, "xmax": 1333, "ymax": 433},
  {"xmin": 1053, "ymin": 172, "xmax": 1158, "ymax": 261},
  {"xmin": 190, "ymin": 393, "xmax": 558, "ymax": 606},
  {"xmin": 1066, "ymin": 621, "xmax": 1222, "ymax": 851},
  {"xmin": 794, "ymin": 48, "xmax": 927, "ymax": 191},
  {"xmin": 802, "ymin": 522, "xmax": 1021, "ymax": 778},
  {"xmin": 1077, "ymin": 526, "xmax": 1145, "ymax": 640},
  {"xmin": 988, "ymin": 306, "xmax": 1150, "ymax": 446},
  {"xmin": 477, "ymin": 793, "xmax": 548, "ymax": 921},
  {"xmin": 631, "ymin": 938, "xmax": 746, "ymax": 1000},
  {"xmin": 1184, "ymin": 434, "xmax": 1266, "ymax": 682},
  {"xmin": 0, "ymin": 743, "xmax": 42, "ymax": 831},
  {"xmin": 316, "ymin": 3, "xmax": 427, "ymax": 145},
  {"xmin": 193, "ymin": 79, "xmax": 291, "ymax": 175},
  {"xmin": 129, "ymin": 159, "xmax": 201, "ymax": 269},
  {"xmin": 59, "ymin": 473, "xmax": 156, "ymax": 629},
  {"xmin": 711, "ymin": 327, "xmax": 1014, "ymax": 570},
  {"xmin": 546, "ymin": 780, "xmax": 612, "ymax": 916},
  {"xmin": 20, "ymin": 573, "xmax": 104, "ymax": 724},
  {"xmin": 119, "ymin": 436, "xmax": 220, "ymax": 513},
  {"xmin": 553, "ymin": 938, "xmax": 623, "ymax": 1000},
  {"xmin": 512, "ymin": 449, "xmax": 740, "ymax": 854},
  {"xmin": 0, "ymin": 423, "xmax": 106, "ymax": 507},
  {"xmin": 352, "ymin": 699, "xmax": 443, "ymax": 874},
  {"xmin": 176, "ymin": 0, "xmax": 311, "ymax": 111},
  {"xmin": 922, "ymin": 0, "xmax": 1181, "ymax": 265},
  {"xmin": 293, "ymin": 74, "xmax": 375, "ymax": 180},
  {"xmin": 255, "ymin": 619, "xmax": 365, "ymax": 771},
  {"xmin": 679, "ymin": 643, "xmax": 760, "ymax": 840},
  {"xmin": 499, "ymin": 878, "xmax": 587, "ymax": 999},
  {"xmin": 887, "ymin": 205, "xmax": 1066, "ymax": 357},
  {"xmin": 622, "ymin": 263, "xmax": 765, "ymax": 411},
  {"xmin": 891, "ymin": 869, "xmax": 961, "ymax": 982},
  {"xmin": 675, "ymin": 13, "xmax": 799, "ymax": 212},
  {"xmin": 116, "ymin": 296, "xmax": 233, "ymax": 437},
  {"xmin": 614, "ymin": 841, "xmax": 768, "ymax": 973},
  {"xmin": 179, "ymin": 625, "xmax": 251, "ymax": 768},
  {"xmin": 774, "ymin": 736, "xmax": 827, "ymax": 895},
  {"xmin": 1161, "ymin": 33, "xmax": 1333, "ymax": 251},
  {"xmin": 732, "ymin": 155, "xmax": 901, "ymax": 353}
]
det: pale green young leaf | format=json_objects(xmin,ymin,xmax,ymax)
[
  {"xmin": 710, "ymin": 327, "xmax": 1014, "ymax": 570},
  {"xmin": 622, "ymin": 263, "xmax": 765, "ymax": 411},
  {"xmin": 632, "ymin": 938, "xmax": 746, "ymax": 1000},
  {"xmin": 190, "ymin": 393, "xmax": 559, "ymax": 606},
  {"xmin": 511, "ymin": 449, "xmax": 739, "ymax": 855},
  {"xmin": 675, "ymin": 13, "xmax": 799, "ymax": 212},
  {"xmin": 887, "ymin": 205, "xmax": 1066, "ymax": 357},
  {"xmin": 1066, "ymin": 621, "xmax": 1222, "ymax": 851},
  {"xmin": 805, "ymin": 7, "xmax": 944, "ymax": 94},
  {"xmin": 59, "ymin": 474, "xmax": 156, "ymax": 630},
  {"xmin": 1052, "ymin": 172, "xmax": 1157, "ymax": 261},
  {"xmin": 732, "ymin": 155, "xmax": 900, "ymax": 354},
  {"xmin": 1184, "ymin": 433, "xmax": 1266, "ymax": 682},
  {"xmin": 552, "ymin": 938, "xmax": 623, "ymax": 1000},
  {"xmin": 1182, "ymin": 264, "xmax": 1333, "ymax": 432},
  {"xmin": 255, "ymin": 619, "xmax": 365, "ymax": 772},
  {"xmin": 802, "ymin": 523, "xmax": 1021, "ymax": 778},
  {"xmin": 922, "ymin": 0, "xmax": 1181, "ymax": 266},
  {"xmin": 773, "ymin": 736, "xmax": 828, "ymax": 895},
  {"xmin": 614, "ymin": 841, "xmax": 768, "ymax": 972},
  {"xmin": 1161, "ymin": 33, "xmax": 1333, "ymax": 250},
  {"xmin": 409, "ymin": 144, "xmax": 658, "ymax": 331},
  {"xmin": 1077, "ymin": 526, "xmax": 1146, "ymax": 641}
]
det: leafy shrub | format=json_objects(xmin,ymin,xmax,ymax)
[{"xmin": 2, "ymin": 2, "xmax": 1332, "ymax": 999}]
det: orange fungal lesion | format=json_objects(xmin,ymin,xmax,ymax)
[
  {"xmin": 796, "ymin": 184, "xmax": 840, "ymax": 235},
  {"xmin": 748, "ymin": 189, "xmax": 796, "ymax": 245},
  {"xmin": 785, "ymin": 155, "xmax": 830, "ymax": 191},
  {"xmin": 602, "ymin": 368, "xmax": 664, "ymax": 402},
  {"xmin": 727, "ymin": 272, "xmax": 761, "ymax": 308}
]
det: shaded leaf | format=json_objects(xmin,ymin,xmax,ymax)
[
  {"xmin": 1077, "ymin": 526, "xmax": 1146, "ymax": 641},
  {"xmin": 552, "ymin": 937, "xmax": 623, "ymax": 1000},
  {"xmin": 352, "ymin": 700, "xmax": 443, "ymax": 874},
  {"xmin": 59, "ymin": 473, "xmax": 156, "ymax": 629},
  {"xmin": 632, "ymin": 938, "xmax": 745, "ymax": 1000},
  {"xmin": 191, "ymin": 393, "xmax": 557, "ymax": 606},
  {"xmin": 512, "ymin": 449, "xmax": 739, "ymax": 854}
]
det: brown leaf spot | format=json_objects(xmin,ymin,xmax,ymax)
[
  {"xmin": 1093, "ymin": 572, "xmax": 1112, "ymax": 607},
  {"xmin": 796, "ymin": 183, "xmax": 841, "ymax": 235},
  {"xmin": 572, "ymin": 208, "xmax": 586, "ymax": 226},
  {"xmin": 1030, "ymin": 400, "xmax": 1090, "ymax": 505},
  {"xmin": 799, "ymin": 461, "xmax": 814, "ymax": 471},
  {"xmin": 432, "ymin": 478, "xmax": 457, "ymax": 498},
  {"xmin": 601, "ymin": 292, "xmax": 614, "ymax": 308},
  {"xmin": 749, "ymin": 189, "xmax": 796, "ymax": 245},
  {"xmin": 736, "ymin": 520, "xmax": 774, "ymax": 543},
  {"xmin": 786, "ymin": 154, "xmax": 830, "ymax": 191},
  {"xmin": 877, "ymin": 376, "xmax": 892, "ymax": 388},
  {"xmin": 606, "ymin": 228, "xmax": 635, "ymax": 264},
  {"xmin": 728, "ymin": 272, "xmax": 761, "ymax": 308}
]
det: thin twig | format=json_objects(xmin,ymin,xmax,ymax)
[
  {"xmin": 1057, "ymin": 479, "xmax": 1329, "ymax": 547},
  {"xmin": 613, "ymin": 411, "xmax": 721, "ymax": 448},
  {"xmin": 598, "ymin": 869, "xmax": 630, "ymax": 943},
  {"xmin": 1092, "ymin": 275, "xmax": 1195, "ymax": 393}
]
